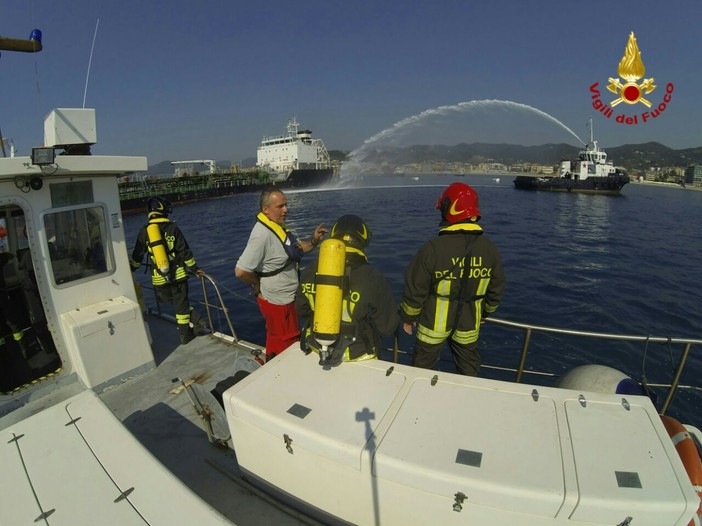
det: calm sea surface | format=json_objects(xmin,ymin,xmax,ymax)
[{"xmin": 124, "ymin": 175, "xmax": 702, "ymax": 424}]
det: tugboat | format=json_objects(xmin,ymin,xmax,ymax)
[{"xmin": 513, "ymin": 119, "xmax": 630, "ymax": 194}]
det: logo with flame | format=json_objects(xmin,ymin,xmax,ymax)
[{"xmin": 607, "ymin": 32, "xmax": 656, "ymax": 108}]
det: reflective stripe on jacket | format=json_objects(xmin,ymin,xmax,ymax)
[{"xmin": 401, "ymin": 223, "xmax": 504, "ymax": 345}]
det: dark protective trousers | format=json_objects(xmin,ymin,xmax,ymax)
[
  {"xmin": 412, "ymin": 338, "xmax": 481, "ymax": 377},
  {"xmin": 155, "ymin": 281, "xmax": 191, "ymax": 324}
]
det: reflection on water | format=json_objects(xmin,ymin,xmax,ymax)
[
  {"xmin": 552, "ymin": 193, "xmax": 614, "ymax": 277},
  {"xmin": 554, "ymin": 192, "xmax": 612, "ymax": 243}
]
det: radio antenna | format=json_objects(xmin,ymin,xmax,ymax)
[{"xmin": 83, "ymin": 18, "xmax": 100, "ymax": 108}]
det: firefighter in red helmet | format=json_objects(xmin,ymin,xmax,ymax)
[{"xmin": 400, "ymin": 183, "xmax": 505, "ymax": 376}]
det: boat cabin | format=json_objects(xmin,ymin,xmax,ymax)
[
  {"xmin": 0, "ymin": 109, "xmax": 152, "ymax": 406},
  {"xmin": 559, "ymin": 140, "xmax": 617, "ymax": 181}
]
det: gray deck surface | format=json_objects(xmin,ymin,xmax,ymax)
[{"xmin": 99, "ymin": 313, "xmax": 317, "ymax": 526}]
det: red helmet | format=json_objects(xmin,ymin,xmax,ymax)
[{"xmin": 436, "ymin": 183, "xmax": 480, "ymax": 224}]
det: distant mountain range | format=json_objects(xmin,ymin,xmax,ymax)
[
  {"xmin": 147, "ymin": 143, "xmax": 702, "ymax": 174},
  {"xmin": 344, "ymin": 143, "xmax": 702, "ymax": 172}
]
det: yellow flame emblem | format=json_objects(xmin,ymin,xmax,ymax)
[
  {"xmin": 449, "ymin": 200, "xmax": 466, "ymax": 216},
  {"xmin": 607, "ymin": 32, "xmax": 656, "ymax": 108}
]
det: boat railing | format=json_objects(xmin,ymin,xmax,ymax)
[
  {"xmin": 388, "ymin": 317, "xmax": 701, "ymax": 416},
  {"xmin": 141, "ymin": 272, "xmax": 699, "ymax": 416},
  {"xmin": 144, "ymin": 272, "xmax": 238, "ymax": 342},
  {"xmin": 198, "ymin": 272, "xmax": 238, "ymax": 341},
  {"xmin": 483, "ymin": 317, "xmax": 700, "ymax": 415}
]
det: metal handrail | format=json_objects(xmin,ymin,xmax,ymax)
[
  {"xmin": 145, "ymin": 272, "xmax": 238, "ymax": 341},
  {"xmin": 141, "ymin": 272, "xmax": 700, "ymax": 415},
  {"xmin": 484, "ymin": 317, "xmax": 702, "ymax": 414},
  {"xmin": 198, "ymin": 272, "xmax": 238, "ymax": 341}
]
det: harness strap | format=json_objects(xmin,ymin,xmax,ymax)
[
  {"xmin": 316, "ymin": 274, "xmax": 344, "ymax": 287},
  {"xmin": 256, "ymin": 212, "xmax": 303, "ymax": 278},
  {"xmin": 452, "ymin": 238, "xmax": 477, "ymax": 333},
  {"xmin": 430, "ymin": 235, "xmax": 479, "ymax": 334},
  {"xmin": 256, "ymin": 260, "xmax": 294, "ymax": 278}
]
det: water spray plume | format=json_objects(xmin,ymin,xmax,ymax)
[{"xmin": 341, "ymin": 100, "xmax": 586, "ymax": 178}]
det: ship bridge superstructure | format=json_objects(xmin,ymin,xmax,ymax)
[
  {"xmin": 171, "ymin": 160, "xmax": 217, "ymax": 177},
  {"xmin": 558, "ymin": 119, "xmax": 618, "ymax": 181},
  {"xmin": 256, "ymin": 118, "xmax": 331, "ymax": 180}
]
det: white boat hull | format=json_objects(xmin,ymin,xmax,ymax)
[
  {"xmin": 1, "ymin": 389, "xmax": 230, "ymax": 525},
  {"xmin": 225, "ymin": 346, "xmax": 699, "ymax": 525}
]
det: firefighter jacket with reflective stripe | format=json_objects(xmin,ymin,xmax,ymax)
[
  {"xmin": 296, "ymin": 251, "xmax": 400, "ymax": 362},
  {"xmin": 130, "ymin": 218, "xmax": 198, "ymax": 286},
  {"xmin": 400, "ymin": 223, "xmax": 504, "ymax": 346}
]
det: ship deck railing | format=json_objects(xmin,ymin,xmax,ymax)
[
  {"xmin": 387, "ymin": 317, "xmax": 701, "ymax": 416},
  {"xmin": 118, "ymin": 173, "xmax": 273, "ymax": 200},
  {"xmin": 144, "ymin": 272, "xmax": 238, "ymax": 342},
  {"xmin": 137, "ymin": 275, "xmax": 700, "ymax": 417}
]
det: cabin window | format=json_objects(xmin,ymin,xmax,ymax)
[
  {"xmin": 49, "ymin": 180, "xmax": 94, "ymax": 207},
  {"xmin": 43, "ymin": 206, "xmax": 112, "ymax": 285}
]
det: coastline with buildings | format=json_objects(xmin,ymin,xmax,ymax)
[
  {"xmin": 351, "ymin": 158, "xmax": 702, "ymax": 188},
  {"xmin": 339, "ymin": 138, "xmax": 702, "ymax": 188}
]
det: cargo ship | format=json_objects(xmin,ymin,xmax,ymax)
[
  {"xmin": 257, "ymin": 117, "xmax": 332, "ymax": 186},
  {"xmin": 118, "ymin": 118, "xmax": 334, "ymax": 214}
]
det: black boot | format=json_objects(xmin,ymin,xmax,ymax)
[
  {"xmin": 178, "ymin": 324, "xmax": 195, "ymax": 345},
  {"xmin": 189, "ymin": 309, "xmax": 210, "ymax": 336}
]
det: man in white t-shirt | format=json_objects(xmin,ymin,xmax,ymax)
[{"xmin": 235, "ymin": 188, "xmax": 327, "ymax": 360}]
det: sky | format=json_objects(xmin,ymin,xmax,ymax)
[{"xmin": 2, "ymin": 0, "xmax": 701, "ymax": 166}]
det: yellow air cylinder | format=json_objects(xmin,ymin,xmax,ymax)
[
  {"xmin": 146, "ymin": 223, "xmax": 170, "ymax": 275},
  {"xmin": 312, "ymin": 238, "xmax": 346, "ymax": 351}
]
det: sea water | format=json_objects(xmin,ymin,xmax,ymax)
[{"xmin": 124, "ymin": 175, "xmax": 702, "ymax": 424}]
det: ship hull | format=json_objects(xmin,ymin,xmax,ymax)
[
  {"xmin": 119, "ymin": 168, "xmax": 334, "ymax": 214},
  {"xmin": 513, "ymin": 173, "xmax": 630, "ymax": 195},
  {"xmin": 283, "ymin": 167, "xmax": 333, "ymax": 188}
]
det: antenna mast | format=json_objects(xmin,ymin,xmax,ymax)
[{"xmin": 83, "ymin": 19, "xmax": 100, "ymax": 108}]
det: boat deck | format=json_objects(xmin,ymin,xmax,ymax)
[{"xmin": 98, "ymin": 313, "xmax": 317, "ymax": 526}]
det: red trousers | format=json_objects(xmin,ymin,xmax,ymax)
[{"xmin": 256, "ymin": 296, "xmax": 300, "ymax": 359}]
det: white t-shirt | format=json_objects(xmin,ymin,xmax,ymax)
[{"xmin": 236, "ymin": 222, "xmax": 298, "ymax": 305}]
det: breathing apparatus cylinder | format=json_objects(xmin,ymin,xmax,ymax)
[
  {"xmin": 146, "ymin": 223, "xmax": 170, "ymax": 276},
  {"xmin": 312, "ymin": 238, "xmax": 346, "ymax": 362}
]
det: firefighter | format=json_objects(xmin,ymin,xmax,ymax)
[
  {"xmin": 130, "ymin": 196, "xmax": 208, "ymax": 344},
  {"xmin": 0, "ymin": 251, "xmax": 28, "ymax": 357},
  {"xmin": 401, "ymin": 183, "xmax": 505, "ymax": 376},
  {"xmin": 296, "ymin": 214, "xmax": 399, "ymax": 366}
]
